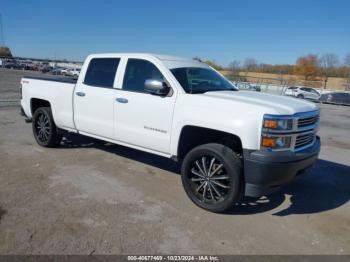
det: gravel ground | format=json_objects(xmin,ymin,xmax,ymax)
[{"xmin": 0, "ymin": 69, "xmax": 349, "ymax": 254}]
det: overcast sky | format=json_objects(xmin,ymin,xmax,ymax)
[{"xmin": 1, "ymin": 0, "xmax": 349, "ymax": 65}]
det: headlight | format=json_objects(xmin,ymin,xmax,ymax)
[
  {"xmin": 261, "ymin": 115, "xmax": 295, "ymax": 150},
  {"xmin": 261, "ymin": 135, "xmax": 292, "ymax": 149},
  {"xmin": 263, "ymin": 115, "xmax": 294, "ymax": 131}
]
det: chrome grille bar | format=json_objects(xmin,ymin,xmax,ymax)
[
  {"xmin": 295, "ymin": 133, "xmax": 315, "ymax": 149},
  {"xmin": 298, "ymin": 115, "xmax": 319, "ymax": 128}
]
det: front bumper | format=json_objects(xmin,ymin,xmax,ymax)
[{"xmin": 243, "ymin": 136, "xmax": 320, "ymax": 197}]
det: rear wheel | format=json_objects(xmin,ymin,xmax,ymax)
[
  {"xmin": 181, "ymin": 143, "xmax": 242, "ymax": 213},
  {"xmin": 32, "ymin": 107, "xmax": 62, "ymax": 147},
  {"xmin": 297, "ymin": 94, "xmax": 304, "ymax": 99}
]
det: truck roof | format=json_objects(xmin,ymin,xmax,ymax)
[
  {"xmin": 87, "ymin": 53, "xmax": 208, "ymax": 69},
  {"xmin": 88, "ymin": 53, "xmax": 190, "ymax": 61}
]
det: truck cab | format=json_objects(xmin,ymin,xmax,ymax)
[{"xmin": 20, "ymin": 53, "xmax": 320, "ymax": 212}]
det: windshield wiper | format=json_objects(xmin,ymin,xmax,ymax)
[
  {"xmin": 190, "ymin": 89, "xmax": 207, "ymax": 94},
  {"xmin": 204, "ymin": 88, "xmax": 238, "ymax": 93},
  {"xmin": 189, "ymin": 88, "xmax": 238, "ymax": 94}
]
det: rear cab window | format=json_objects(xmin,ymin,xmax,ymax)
[{"xmin": 84, "ymin": 58, "xmax": 120, "ymax": 88}]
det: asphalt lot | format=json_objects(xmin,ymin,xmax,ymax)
[{"xmin": 0, "ymin": 69, "xmax": 349, "ymax": 254}]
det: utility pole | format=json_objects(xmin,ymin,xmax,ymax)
[{"xmin": 0, "ymin": 13, "xmax": 5, "ymax": 46}]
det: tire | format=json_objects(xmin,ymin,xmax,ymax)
[
  {"xmin": 181, "ymin": 143, "xmax": 242, "ymax": 213},
  {"xmin": 32, "ymin": 107, "xmax": 62, "ymax": 147},
  {"xmin": 297, "ymin": 94, "xmax": 304, "ymax": 99}
]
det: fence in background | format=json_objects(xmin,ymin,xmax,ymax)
[
  {"xmin": 233, "ymin": 80, "xmax": 350, "ymax": 106},
  {"xmin": 226, "ymin": 73, "xmax": 350, "ymax": 91}
]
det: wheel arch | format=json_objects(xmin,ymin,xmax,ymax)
[
  {"xmin": 176, "ymin": 125, "xmax": 243, "ymax": 161},
  {"xmin": 30, "ymin": 98, "xmax": 51, "ymax": 115}
]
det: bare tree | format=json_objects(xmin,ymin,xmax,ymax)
[
  {"xmin": 228, "ymin": 60, "xmax": 240, "ymax": 75},
  {"xmin": 344, "ymin": 54, "xmax": 350, "ymax": 67},
  {"xmin": 319, "ymin": 53, "xmax": 339, "ymax": 69},
  {"xmin": 319, "ymin": 53, "xmax": 339, "ymax": 88},
  {"xmin": 345, "ymin": 54, "xmax": 350, "ymax": 91},
  {"xmin": 243, "ymin": 58, "xmax": 258, "ymax": 71}
]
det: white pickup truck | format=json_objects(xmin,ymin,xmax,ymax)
[{"xmin": 20, "ymin": 53, "xmax": 320, "ymax": 212}]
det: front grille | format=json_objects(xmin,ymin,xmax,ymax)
[
  {"xmin": 295, "ymin": 133, "xmax": 315, "ymax": 149},
  {"xmin": 298, "ymin": 115, "xmax": 319, "ymax": 128}
]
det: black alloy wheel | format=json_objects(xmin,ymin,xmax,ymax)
[
  {"xmin": 181, "ymin": 143, "xmax": 242, "ymax": 213},
  {"xmin": 32, "ymin": 107, "xmax": 62, "ymax": 147}
]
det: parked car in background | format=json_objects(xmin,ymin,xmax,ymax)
[
  {"xmin": 24, "ymin": 62, "xmax": 41, "ymax": 71},
  {"xmin": 50, "ymin": 67, "xmax": 63, "ymax": 75},
  {"xmin": 60, "ymin": 68, "xmax": 69, "ymax": 75},
  {"xmin": 236, "ymin": 82, "xmax": 261, "ymax": 92},
  {"xmin": 39, "ymin": 65, "xmax": 53, "ymax": 73},
  {"xmin": 23, "ymin": 62, "xmax": 35, "ymax": 71},
  {"xmin": 66, "ymin": 68, "xmax": 81, "ymax": 77},
  {"xmin": 319, "ymin": 92, "xmax": 350, "ymax": 105},
  {"xmin": 248, "ymin": 84, "xmax": 261, "ymax": 92},
  {"xmin": 285, "ymin": 86, "xmax": 320, "ymax": 100},
  {"xmin": 4, "ymin": 60, "xmax": 24, "ymax": 70}
]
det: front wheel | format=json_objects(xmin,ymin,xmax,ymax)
[
  {"xmin": 32, "ymin": 107, "xmax": 62, "ymax": 147},
  {"xmin": 181, "ymin": 143, "xmax": 242, "ymax": 213}
]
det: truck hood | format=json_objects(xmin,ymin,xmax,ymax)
[{"xmin": 202, "ymin": 90, "xmax": 318, "ymax": 115}]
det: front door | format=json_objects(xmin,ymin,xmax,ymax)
[{"xmin": 114, "ymin": 58, "xmax": 176, "ymax": 154}]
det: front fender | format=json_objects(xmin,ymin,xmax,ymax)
[{"xmin": 170, "ymin": 102, "xmax": 262, "ymax": 156}]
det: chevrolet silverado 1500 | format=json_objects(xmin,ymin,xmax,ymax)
[{"xmin": 20, "ymin": 53, "xmax": 320, "ymax": 212}]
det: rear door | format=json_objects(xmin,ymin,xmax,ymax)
[
  {"xmin": 300, "ymin": 87, "xmax": 309, "ymax": 98},
  {"xmin": 113, "ymin": 58, "xmax": 176, "ymax": 154},
  {"xmin": 300, "ymin": 87, "xmax": 313, "ymax": 99},
  {"xmin": 309, "ymin": 88, "xmax": 320, "ymax": 100},
  {"xmin": 74, "ymin": 57, "xmax": 120, "ymax": 139}
]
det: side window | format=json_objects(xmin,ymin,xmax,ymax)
[
  {"xmin": 84, "ymin": 58, "xmax": 120, "ymax": 88},
  {"xmin": 122, "ymin": 59, "xmax": 165, "ymax": 92}
]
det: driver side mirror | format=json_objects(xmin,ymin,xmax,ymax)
[{"xmin": 144, "ymin": 79, "xmax": 170, "ymax": 96}]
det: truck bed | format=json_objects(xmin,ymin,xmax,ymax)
[{"xmin": 21, "ymin": 75, "xmax": 77, "ymax": 131}]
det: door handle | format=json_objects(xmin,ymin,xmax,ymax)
[
  {"xmin": 76, "ymin": 92, "xmax": 86, "ymax": 97},
  {"xmin": 116, "ymin": 97, "xmax": 128, "ymax": 103}
]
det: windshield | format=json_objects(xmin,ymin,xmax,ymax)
[{"xmin": 170, "ymin": 67, "xmax": 237, "ymax": 94}]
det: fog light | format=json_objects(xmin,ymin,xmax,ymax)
[
  {"xmin": 261, "ymin": 136, "xmax": 292, "ymax": 150},
  {"xmin": 262, "ymin": 137, "xmax": 276, "ymax": 147}
]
